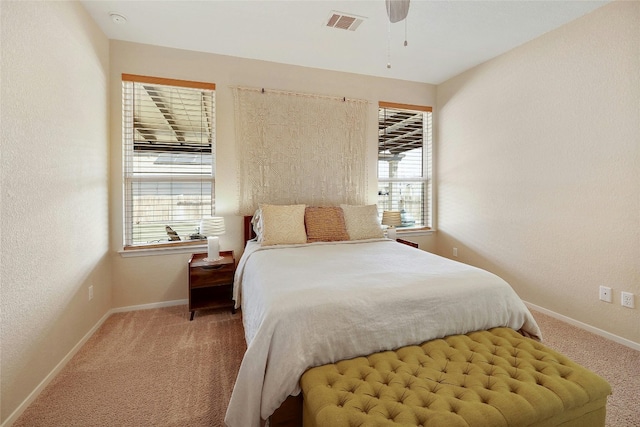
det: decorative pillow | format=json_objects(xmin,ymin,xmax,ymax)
[
  {"xmin": 340, "ymin": 204, "xmax": 384, "ymax": 240},
  {"xmin": 304, "ymin": 207, "xmax": 350, "ymax": 243},
  {"xmin": 260, "ymin": 203, "xmax": 307, "ymax": 246}
]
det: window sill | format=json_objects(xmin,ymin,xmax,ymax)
[
  {"xmin": 396, "ymin": 228, "xmax": 435, "ymax": 237},
  {"xmin": 395, "ymin": 227, "xmax": 435, "ymax": 237},
  {"xmin": 119, "ymin": 242, "xmax": 207, "ymax": 258}
]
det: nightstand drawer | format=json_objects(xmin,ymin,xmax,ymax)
[{"xmin": 190, "ymin": 264, "xmax": 234, "ymax": 288}]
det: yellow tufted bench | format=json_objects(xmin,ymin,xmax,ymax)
[{"xmin": 300, "ymin": 328, "xmax": 611, "ymax": 427}]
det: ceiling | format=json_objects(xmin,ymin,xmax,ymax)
[{"xmin": 81, "ymin": 0, "xmax": 608, "ymax": 85}]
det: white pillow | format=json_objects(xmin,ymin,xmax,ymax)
[
  {"xmin": 340, "ymin": 204, "xmax": 384, "ymax": 240},
  {"xmin": 251, "ymin": 208, "xmax": 263, "ymax": 242},
  {"xmin": 259, "ymin": 204, "xmax": 307, "ymax": 246}
]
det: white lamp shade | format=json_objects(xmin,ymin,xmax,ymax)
[
  {"xmin": 381, "ymin": 211, "xmax": 402, "ymax": 227},
  {"xmin": 200, "ymin": 216, "xmax": 225, "ymax": 237}
]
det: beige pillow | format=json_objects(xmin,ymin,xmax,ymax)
[
  {"xmin": 340, "ymin": 204, "xmax": 384, "ymax": 240},
  {"xmin": 260, "ymin": 204, "xmax": 307, "ymax": 246},
  {"xmin": 305, "ymin": 207, "xmax": 350, "ymax": 243}
]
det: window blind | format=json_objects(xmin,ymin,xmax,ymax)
[
  {"xmin": 122, "ymin": 74, "xmax": 216, "ymax": 247},
  {"xmin": 377, "ymin": 102, "xmax": 432, "ymax": 228}
]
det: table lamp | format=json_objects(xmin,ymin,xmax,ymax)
[
  {"xmin": 199, "ymin": 216, "xmax": 225, "ymax": 261},
  {"xmin": 381, "ymin": 211, "xmax": 402, "ymax": 240}
]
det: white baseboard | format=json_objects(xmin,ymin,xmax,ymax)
[
  {"xmin": 525, "ymin": 301, "xmax": 640, "ymax": 351},
  {"xmin": 110, "ymin": 298, "xmax": 188, "ymax": 313},
  {"xmin": 2, "ymin": 299, "xmax": 189, "ymax": 427}
]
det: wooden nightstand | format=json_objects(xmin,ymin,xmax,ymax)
[
  {"xmin": 396, "ymin": 238, "xmax": 418, "ymax": 248},
  {"xmin": 188, "ymin": 251, "xmax": 236, "ymax": 320}
]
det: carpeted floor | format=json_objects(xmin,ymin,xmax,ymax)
[
  {"xmin": 531, "ymin": 310, "xmax": 640, "ymax": 426},
  {"xmin": 14, "ymin": 306, "xmax": 245, "ymax": 427},
  {"xmin": 13, "ymin": 305, "xmax": 640, "ymax": 426}
]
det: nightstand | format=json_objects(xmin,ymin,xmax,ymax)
[
  {"xmin": 396, "ymin": 238, "xmax": 418, "ymax": 248},
  {"xmin": 188, "ymin": 251, "xmax": 236, "ymax": 320}
]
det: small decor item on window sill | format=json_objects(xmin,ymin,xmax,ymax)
[
  {"xmin": 200, "ymin": 216, "xmax": 226, "ymax": 262},
  {"xmin": 165, "ymin": 225, "xmax": 181, "ymax": 241},
  {"xmin": 400, "ymin": 209, "xmax": 415, "ymax": 227},
  {"xmin": 189, "ymin": 227, "xmax": 206, "ymax": 240}
]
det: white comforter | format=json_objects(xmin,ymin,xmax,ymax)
[{"xmin": 225, "ymin": 239, "xmax": 541, "ymax": 427}]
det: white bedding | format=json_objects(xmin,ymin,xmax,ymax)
[{"xmin": 225, "ymin": 239, "xmax": 541, "ymax": 427}]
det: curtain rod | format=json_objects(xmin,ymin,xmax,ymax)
[{"xmin": 231, "ymin": 85, "xmax": 369, "ymax": 104}]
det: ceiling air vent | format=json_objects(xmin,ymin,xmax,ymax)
[{"xmin": 326, "ymin": 11, "xmax": 365, "ymax": 31}]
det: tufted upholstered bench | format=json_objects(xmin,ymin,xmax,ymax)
[{"xmin": 300, "ymin": 328, "xmax": 611, "ymax": 427}]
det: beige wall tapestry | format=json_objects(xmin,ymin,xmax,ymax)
[{"xmin": 232, "ymin": 86, "xmax": 368, "ymax": 215}]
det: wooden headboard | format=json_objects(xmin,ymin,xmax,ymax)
[{"xmin": 244, "ymin": 215, "xmax": 256, "ymax": 242}]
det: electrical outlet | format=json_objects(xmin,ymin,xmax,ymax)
[
  {"xmin": 89, "ymin": 285, "xmax": 94, "ymax": 301},
  {"xmin": 621, "ymin": 292, "xmax": 634, "ymax": 309},
  {"xmin": 599, "ymin": 286, "xmax": 612, "ymax": 303},
  {"xmin": 453, "ymin": 247, "xmax": 458, "ymax": 257}
]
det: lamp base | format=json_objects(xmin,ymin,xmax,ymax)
[
  {"xmin": 386, "ymin": 227, "xmax": 397, "ymax": 240},
  {"xmin": 206, "ymin": 236, "xmax": 221, "ymax": 262},
  {"xmin": 203, "ymin": 256, "xmax": 224, "ymax": 263}
]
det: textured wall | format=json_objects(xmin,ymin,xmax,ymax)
[
  {"xmin": 0, "ymin": 1, "xmax": 111, "ymax": 422},
  {"xmin": 436, "ymin": 2, "xmax": 640, "ymax": 344},
  {"xmin": 108, "ymin": 41, "xmax": 437, "ymax": 307}
]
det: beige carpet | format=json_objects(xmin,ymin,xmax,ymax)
[
  {"xmin": 531, "ymin": 310, "xmax": 640, "ymax": 426},
  {"xmin": 14, "ymin": 306, "xmax": 245, "ymax": 427},
  {"xmin": 13, "ymin": 306, "xmax": 640, "ymax": 426}
]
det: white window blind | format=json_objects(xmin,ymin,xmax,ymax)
[
  {"xmin": 377, "ymin": 102, "xmax": 432, "ymax": 229},
  {"xmin": 122, "ymin": 74, "xmax": 216, "ymax": 247}
]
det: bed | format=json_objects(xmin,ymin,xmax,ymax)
[{"xmin": 224, "ymin": 204, "xmax": 545, "ymax": 427}]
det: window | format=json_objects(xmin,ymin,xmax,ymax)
[
  {"xmin": 122, "ymin": 74, "xmax": 215, "ymax": 248},
  {"xmin": 377, "ymin": 102, "xmax": 432, "ymax": 229}
]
